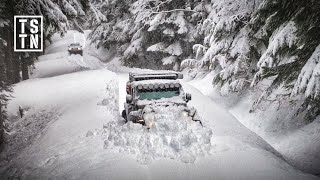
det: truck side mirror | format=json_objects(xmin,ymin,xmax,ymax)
[
  {"xmin": 126, "ymin": 95, "xmax": 133, "ymax": 103},
  {"xmin": 186, "ymin": 93, "xmax": 192, "ymax": 102},
  {"xmin": 177, "ymin": 73, "xmax": 184, "ymax": 79}
]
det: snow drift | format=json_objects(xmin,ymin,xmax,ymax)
[{"xmin": 103, "ymin": 104, "xmax": 213, "ymax": 164}]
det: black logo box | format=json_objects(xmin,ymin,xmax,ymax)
[{"xmin": 14, "ymin": 16, "xmax": 43, "ymax": 52}]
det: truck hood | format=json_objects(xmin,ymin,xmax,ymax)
[{"xmin": 136, "ymin": 96, "xmax": 187, "ymax": 108}]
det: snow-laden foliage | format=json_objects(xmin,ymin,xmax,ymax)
[
  {"xmin": 248, "ymin": 0, "xmax": 320, "ymax": 121},
  {"xmin": 15, "ymin": 0, "xmax": 88, "ymax": 42},
  {"xmin": 147, "ymin": 42, "xmax": 167, "ymax": 52},
  {"xmin": 0, "ymin": 2, "xmax": 13, "ymax": 142},
  {"xmin": 89, "ymin": 0, "xmax": 204, "ymax": 69},
  {"xmin": 181, "ymin": 0, "xmax": 320, "ymax": 122},
  {"xmin": 292, "ymin": 45, "xmax": 320, "ymax": 98},
  {"xmin": 87, "ymin": 3, "xmax": 107, "ymax": 27},
  {"xmin": 0, "ymin": 20, "xmax": 12, "ymax": 144},
  {"xmin": 88, "ymin": 0, "xmax": 134, "ymax": 49},
  {"xmin": 162, "ymin": 55, "xmax": 177, "ymax": 65},
  {"xmin": 183, "ymin": 0, "xmax": 260, "ymax": 95},
  {"xmin": 0, "ymin": 37, "xmax": 12, "ymax": 124},
  {"xmin": 251, "ymin": 21, "xmax": 298, "ymax": 86},
  {"xmin": 181, "ymin": 58, "xmax": 201, "ymax": 69}
]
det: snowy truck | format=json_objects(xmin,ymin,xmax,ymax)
[{"xmin": 122, "ymin": 72, "xmax": 202, "ymax": 128}]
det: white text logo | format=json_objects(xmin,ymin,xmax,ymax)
[{"xmin": 14, "ymin": 16, "xmax": 43, "ymax": 52}]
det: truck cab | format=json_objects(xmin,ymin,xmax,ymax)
[{"xmin": 122, "ymin": 72, "xmax": 200, "ymax": 127}]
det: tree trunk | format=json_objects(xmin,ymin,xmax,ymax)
[
  {"xmin": 43, "ymin": 32, "xmax": 46, "ymax": 55},
  {"xmin": 12, "ymin": 57, "xmax": 20, "ymax": 83},
  {"xmin": 5, "ymin": 28, "xmax": 13, "ymax": 84},
  {"xmin": 0, "ymin": 101, "xmax": 3, "ymax": 147},
  {"xmin": 174, "ymin": 59, "xmax": 181, "ymax": 72},
  {"xmin": 21, "ymin": 59, "xmax": 29, "ymax": 80}
]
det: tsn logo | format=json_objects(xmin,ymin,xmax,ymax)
[{"xmin": 14, "ymin": 16, "xmax": 43, "ymax": 52}]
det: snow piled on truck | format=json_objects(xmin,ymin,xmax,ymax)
[{"xmin": 103, "ymin": 104, "xmax": 213, "ymax": 164}]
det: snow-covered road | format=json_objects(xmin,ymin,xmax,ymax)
[{"xmin": 0, "ymin": 31, "xmax": 318, "ymax": 180}]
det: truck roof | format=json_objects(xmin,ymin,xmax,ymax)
[
  {"xmin": 129, "ymin": 72, "xmax": 183, "ymax": 82},
  {"xmin": 131, "ymin": 79, "xmax": 181, "ymax": 87}
]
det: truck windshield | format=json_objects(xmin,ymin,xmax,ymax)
[{"xmin": 137, "ymin": 89, "xmax": 179, "ymax": 100}]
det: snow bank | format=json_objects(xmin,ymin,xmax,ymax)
[
  {"xmin": 103, "ymin": 104, "xmax": 213, "ymax": 164},
  {"xmin": 1, "ymin": 69, "xmax": 120, "ymax": 178},
  {"xmin": 8, "ymin": 69, "xmax": 116, "ymax": 116},
  {"xmin": 1, "ymin": 107, "xmax": 61, "ymax": 165},
  {"xmin": 188, "ymin": 72, "xmax": 320, "ymax": 176},
  {"xmin": 229, "ymin": 88, "xmax": 320, "ymax": 176},
  {"xmin": 32, "ymin": 53, "xmax": 104, "ymax": 79}
]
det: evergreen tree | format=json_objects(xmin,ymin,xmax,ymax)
[
  {"xmin": 248, "ymin": 0, "xmax": 320, "ymax": 120},
  {"xmin": 89, "ymin": 0, "xmax": 134, "ymax": 50},
  {"xmin": 182, "ymin": 0, "xmax": 320, "ymax": 122},
  {"xmin": 182, "ymin": 0, "xmax": 262, "ymax": 95},
  {"xmin": 0, "ymin": 5, "xmax": 12, "ymax": 146},
  {"xmin": 89, "ymin": 0, "xmax": 205, "ymax": 70}
]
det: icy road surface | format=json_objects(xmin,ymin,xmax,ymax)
[{"xmin": 0, "ymin": 31, "xmax": 318, "ymax": 180}]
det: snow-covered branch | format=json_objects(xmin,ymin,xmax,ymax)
[{"xmin": 150, "ymin": 9, "xmax": 198, "ymax": 14}]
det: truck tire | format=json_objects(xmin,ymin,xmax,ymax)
[{"xmin": 122, "ymin": 110, "xmax": 127, "ymax": 122}]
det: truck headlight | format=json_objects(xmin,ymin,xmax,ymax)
[
  {"xmin": 143, "ymin": 113, "xmax": 155, "ymax": 128},
  {"xmin": 143, "ymin": 113, "xmax": 155, "ymax": 122},
  {"xmin": 181, "ymin": 111, "xmax": 189, "ymax": 117}
]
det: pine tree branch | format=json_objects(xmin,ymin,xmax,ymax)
[{"xmin": 151, "ymin": 9, "xmax": 197, "ymax": 14}]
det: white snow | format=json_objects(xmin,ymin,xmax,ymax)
[
  {"xmin": 131, "ymin": 79, "xmax": 180, "ymax": 86},
  {"xmin": 136, "ymin": 96, "xmax": 187, "ymax": 107},
  {"xmin": 148, "ymin": 13, "xmax": 166, "ymax": 31},
  {"xmin": 0, "ymin": 31, "xmax": 319, "ymax": 180},
  {"xmin": 147, "ymin": 42, "xmax": 167, "ymax": 52},
  {"xmin": 187, "ymin": 71, "xmax": 320, "ymax": 177},
  {"xmin": 164, "ymin": 41, "xmax": 183, "ymax": 56},
  {"xmin": 257, "ymin": 21, "xmax": 297, "ymax": 68},
  {"xmin": 162, "ymin": 56, "xmax": 177, "ymax": 65},
  {"xmin": 103, "ymin": 104, "xmax": 212, "ymax": 164},
  {"xmin": 292, "ymin": 44, "xmax": 320, "ymax": 98}
]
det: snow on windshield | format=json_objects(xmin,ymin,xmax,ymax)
[
  {"xmin": 138, "ymin": 89, "xmax": 180, "ymax": 100},
  {"xmin": 102, "ymin": 104, "xmax": 212, "ymax": 164},
  {"xmin": 70, "ymin": 43, "xmax": 80, "ymax": 46}
]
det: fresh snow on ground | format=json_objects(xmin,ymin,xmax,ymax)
[
  {"xmin": 229, "ymin": 91, "xmax": 320, "ymax": 175},
  {"xmin": 0, "ymin": 31, "xmax": 319, "ymax": 179}
]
